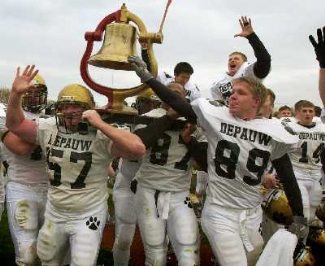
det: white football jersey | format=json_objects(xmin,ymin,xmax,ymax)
[
  {"xmin": 287, "ymin": 121, "xmax": 325, "ymax": 172},
  {"xmin": 191, "ymin": 98, "xmax": 299, "ymax": 209},
  {"xmin": 36, "ymin": 117, "xmax": 114, "ymax": 220},
  {"xmin": 157, "ymin": 71, "xmax": 201, "ymax": 102},
  {"xmin": 210, "ymin": 62, "xmax": 258, "ymax": 103},
  {"xmin": 313, "ymin": 116, "xmax": 322, "ymax": 123},
  {"xmin": 135, "ymin": 108, "xmax": 193, "ymax": 192},
  {"xmin": 2, "ymin": 111, "xmax": 49, "ymax": 185}
]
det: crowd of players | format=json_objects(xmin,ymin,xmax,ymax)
[{"xmin": 0, "ymin": 16, "xmax": 324, "ymax": 266}]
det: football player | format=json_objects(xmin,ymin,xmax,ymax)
[
  {"xmin": 286, "ymin": 100, "xmax": 325, "ymax": 226},
  {"xmin": 277, "ymin": 105, "xmax": 293, "ymax": 119},
  {"xmin": 2, "ymin": 73, "xmax": 49, "ymax": 266},
  {"xmin": 112, "ymin": 90, "xmax": 160, "ymax": 266},
  {"xmin": 141, "ymin": 45, "xmax": 200, "ymax": 103},
  {"xmin": 133, "ymin": 82, "xmax": 200, "ymax": 266},
  {"xmin": 258, "ymin": 89, "xmax": 285, "ymax": 245},
  {"xmin": 129, "ymin": 55, "xmax": 307, "ymax": 266},
  {"xmin": 5, "ymin": 65, "xmax": 146, "ymax": 266},
  {"xmin": 210, "ymin": 16, "xmax": 271, "ymax": 104}
]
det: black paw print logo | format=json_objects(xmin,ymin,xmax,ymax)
[
  {"xmin": 184, "ymin": 197, "xmax": 193, "ymax": 208},
  {"xmin": 86, "ymin": 216, "xmax": 100, "ymax": 230}
]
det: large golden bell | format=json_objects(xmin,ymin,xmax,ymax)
[{"xmin": 88, "ymin": 23, "xmax": 139, "ymax": 70}]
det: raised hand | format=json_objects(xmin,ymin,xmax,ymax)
[
  {"xmin": 12, "ymin": 65, "xmax": 39, "ymax": 95},
  {"xmin": 128, "ymin": 55, "xmax": 153, "ymax": 82},
  {"xmin": 309, "ymin": 26, "xmax": 325, "ymax": 68},
  {"xmin": 234, "ymin": 16, "xmax": 254, "ymax": 38}
]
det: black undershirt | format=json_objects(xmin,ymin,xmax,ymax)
[{"xmin": 246, "ymin": 32, "xmax": 271, "ymax": 79}]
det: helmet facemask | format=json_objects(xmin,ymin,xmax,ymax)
[
  {"xmin": 22, "ymin": 84, "xmax": 48, "ymax": 113},
  {"xmin": 55, "ymin": 101, "xmax": 87, "ymax": 134},
  {"xmin": 55, "ymin": 84, "xmax": 95, "ymax": 134}
]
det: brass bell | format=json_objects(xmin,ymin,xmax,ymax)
[{"xmin": 88, "ymin": 23, "xmax": 138, "ymax": 70}]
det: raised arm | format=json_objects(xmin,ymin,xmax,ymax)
[
  {"xmin": 134, "ymin": 109, "xmax": 178, "ymax": 149},
  {"xmin": 309, "ymin": 26, "xmax": 325, "ymax": 106},
  {"xmin": 140, "ymin": 42, "xmax": 151, "ymax": 73},
  {"xmin": 6, "ymin": 65, "xmax": 38, "ymax": 143},
  {"xmin": 82, "ymin": 110, "xmax": 146, "ymax": 160},
  {"xmin": 272, "ymin": 154, "xmax": 303, "ymax": 217},
  {"xmin": 234, "ymin": 16, "xmax": 271, "ymax": 79},
  {"xmin": 128, "ymin": 56, "xmax": 197, "ymax": 123}
]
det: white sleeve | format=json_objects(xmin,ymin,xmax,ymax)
[
  {"xmin": 243, "ymin": 63, "xmax": 260, "ymax": 80},
  {"xmin": 209, "ymin": 82, "xmax": 223, "ymax": 101}
]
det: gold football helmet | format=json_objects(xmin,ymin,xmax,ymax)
[
  {"xmin": 55, "ymin": 84, "xmax": 95, "ymax": 133},
  {"xmin": 294, "ymin": 245, "xmax": 315, "ymax": 266},
  {"xmin": 307, "ymin": 226, "xmax": 325, "ymax": 246},
  {"xmin": 22, "ymin": 73, "xmax": 48, "ymax": 113},
  {"xmin": 135, "ymin": 88, "xmax": 161, "ymax": 114},
  {"xmin": 315, "ymin": 202, "xmax": 325, "ymax": 222},
  {"xmin": 262, "ymin": 188, "xmax": 293, "ymax": 225}
]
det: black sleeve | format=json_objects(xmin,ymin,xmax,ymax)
[
  {"xmin": 146, "ymin": 78, "xmax": 197, "ymax": 123},
  {"xmin": 272, "ymin": 154, "xmax": 304, "ymax": 217},
  {"xmin": 321, "ymin": 149, "xmax": 325, "ymax": 173},
  {"xmin": 134, "ymin": 115, "xmax": 173, "ymax": 149},
  {"xmin": 141, "ymin": 49, "xmax": 151, "ymax": 72},
  {"xmin": 185, "ymin": 137, "xmax": 208, "ymax": 172},
  {"xmin": 246, "ymin": 32, "xmax": 271, "ymax": 79}
]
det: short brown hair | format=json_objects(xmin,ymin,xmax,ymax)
[
  {"xmin": 278, "ymin": 105, "xmax": 292, "ymax": 112},
  {"xmin": 294, "ymin": 100, "xmax": 314, "ymax": 112}
]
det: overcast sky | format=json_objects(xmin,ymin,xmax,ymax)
[{"xmin": 0, "ymin": 0, "xmax": 324, "ymax": 108}]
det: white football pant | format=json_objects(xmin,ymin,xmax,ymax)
[
  {"xmin": 37, "ymin": 203, "xmax": 107, "ymax": 266},
  {"xmin": 136, "ymin": 185, "xmax": 200, "ymax": 266},
  {"xmin": 6, "ymin": 181, "xmax": 48, "ymax": 266},
  {"xmin": 113, "ymin": 176, "xmax": 137, "ymax": 266},
  {"xmin": 201, "ymin": 201, "xmax": 263, "ymax": 266},
  {"xmin": 294, "ymin": 168, "xmax": 322, "ymax": 222}
]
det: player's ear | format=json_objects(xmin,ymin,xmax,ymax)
[{"xmin": 254, "ymin": 97, "xmax": 262, "ymax": 109}]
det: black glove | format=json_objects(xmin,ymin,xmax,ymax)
[
  {"xmin": 128, "ymin": 55, "xmax": 153, "ymax": 83},
  {"xmin": 309, "ymin": 26, "xmax": 325, "ymax": 68},
  {"xmin": 288, "ymin": 216, "xmax": 309, "ymax": 242}
]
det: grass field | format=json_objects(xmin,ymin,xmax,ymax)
[{"xmin": 0, "ymin": 207, "xmax": 16, "ymax": 265}]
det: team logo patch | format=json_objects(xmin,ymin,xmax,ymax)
[
  {"xmin": 86, "ymin": 216, "xmax": 100, "ymax": 230},
  {"xmin": 184, "ymin": 197, "xmax": 193, "ymax": 209}
]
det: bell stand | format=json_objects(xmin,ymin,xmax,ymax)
[{"xmin": 80, "ymin": 4, "xmax": 163, "ymax": 122}]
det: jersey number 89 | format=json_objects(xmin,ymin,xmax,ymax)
[{"xmin": 214, "ymin": 140, "xmax": 271, "ymax": 186}]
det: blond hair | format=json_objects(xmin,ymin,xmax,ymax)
[{"xmin": 232, "ymin": 77, "xmax": 267, "ymax": 112}]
